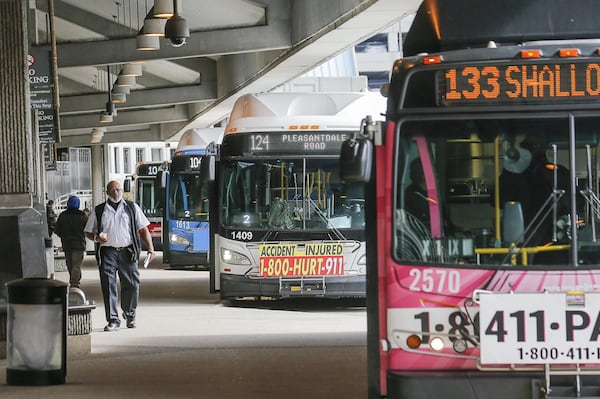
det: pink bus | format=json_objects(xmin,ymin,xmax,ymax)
[{"xmin": 341, "ymin": 1, "xmax": 600, "ymax": 398}]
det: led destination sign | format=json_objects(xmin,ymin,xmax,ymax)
[
  {"xmin": 440, "ymin": 62, "xmax": 600, "ymax": 105},
  {"xmin": 137, "ymin": 163, "xmax": 162, "ymax": 176},
  {"xmin": 223, "ymin": 132, "xmax": 351, "ymax": 156},
  {"xmin": 170, "ymin": 155, "xmax": 202, "ymax": 173}
]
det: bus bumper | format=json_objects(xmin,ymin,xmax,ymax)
[
  {"xmin": 219, "ymin": 274, "xmax": 366, "ymax": 299},
  {"xmin": 386, "ymin": 370, "xmax": 599, "ymax": 399},
  {"xmin": 165, "ymin": 251, "xmax": 208, "ymax": 268}
]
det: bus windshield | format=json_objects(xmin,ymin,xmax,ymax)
[
  {"xmin": 395, "ymin": 115, "xmax": 599, "ymax": 267},
  {"xmin": 219, "ymin": 158, "xmax": 365, "ymax": 230},
  {"xmin": 168, "ymin": 173, "xmax": 210, "ymax": 222}
]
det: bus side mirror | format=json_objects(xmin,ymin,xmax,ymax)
[
  {"xmin": 200, "ymin": 155, "xmax": 215, "ymax": 182},
  {"xmin": 340, "ymin": 138, "xmax": 373, "ymax": 183},
  {"xmin": 123, "ymin": 177, "xmax": 131, "ymax": 193}
]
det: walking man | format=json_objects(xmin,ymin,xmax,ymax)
[
  {"xmin": 55, "ymin": 195, "xmax": 88, "ymax": 288},
  {"xmin": 84, "ymin": 180, "xmax": 155, "ymax": 331}
]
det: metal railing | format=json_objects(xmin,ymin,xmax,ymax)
[{"xmin": 54, "ymin": 190, "xmax": 92, "ymax": 214}]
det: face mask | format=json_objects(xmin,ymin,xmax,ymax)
[
  {"xmin": 107, "ymin": 185, "xmax": 123, "ymax": 203},
  {"xmin": 109, "ymin": 192, "xmax": 123, "ymax": 203}
]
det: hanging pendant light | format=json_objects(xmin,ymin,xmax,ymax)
[
  {"xmin": 136, "ymin": 34, "xmax": 160, "ymax": 51},
  {"xmin": 153, "ymin": 0, "xmax": 174, "ymax": 18},
  {"xmin": 91, "ymin": 127, "xmax": 105, "ymax": 144},
  {"xmin": 135, "ymin": 0, "xmax": 160, "ymax": 50},
  {"xmin": 115, "ymin": 75, "xmax": 136, "ymax": 87},
  {"xmin": 99, "ymin": 112, "xmax": 113, "ymax": 123},
  {"xmin": 111, "ymin": 92, "xmax": 127, "ymax": 104},
  {"xmin": 112, "ymin": 85, "xmax": 131, "ymax": 95},
  {"xmin": 142, "ymin": 17, "xmax": 166, "ymax": 36},
  {"xmin": 100, "ymin": 101, "xmax": 116, "ymax": 122},
  {"xmin": 121, "ymin": 63, "xmax": 143, "ymax": 77},
  {"xmin": 100, "ymin": 65, "xmax": 115, "ymax": 123}
]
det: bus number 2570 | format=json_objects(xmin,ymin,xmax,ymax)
[{"xmin": 408, "ymin": 268, "xmax": 461, "ymax": 294}]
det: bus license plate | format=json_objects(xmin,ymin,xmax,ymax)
[{"xmin": 479, "ymin": 292, "xmax": 600, "ymax": 364}]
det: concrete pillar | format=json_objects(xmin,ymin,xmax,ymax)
[
  {"xmin": 91, "ymin": 144, "xmax": 105, "ymax": 206},
  {"xmin": 0, "ymin": 0, "xmax": 48, "ymax": 290}
]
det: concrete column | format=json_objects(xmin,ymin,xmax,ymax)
[
  {"xmin": 91, "ymin": 144, "xmax": 105, "ymax": 206},
  {"xmin": 0, "ymin": 0, "xmax": 48, "ymax": 288},
  {"xmin": 0, "ymin": 1, "xmax": 33, "ymax": 202}
]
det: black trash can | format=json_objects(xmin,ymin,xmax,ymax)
[{"xmin": 6, "ymin": 278, "xmax": 68, "ymax": 386}]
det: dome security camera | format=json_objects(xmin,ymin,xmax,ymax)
[
  {"xmin": 168, "ymin": 37, "xmax": 187, "ymax": 47},
  {"xmin": 165, "ymin": 14, "xmax": 189, "ymax": 48}
]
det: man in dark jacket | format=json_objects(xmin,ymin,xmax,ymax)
[{"xmin": 55, "ymin": 195, "xmax": 88, "ymax": 288}]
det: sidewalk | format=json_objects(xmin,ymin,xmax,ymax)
[{"xmin": 0, "ymin": 254, "xmax": 367, "ymax": 399}]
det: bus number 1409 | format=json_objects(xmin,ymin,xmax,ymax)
[{"xmin": 230, "ymin": 231, "xmax": 253, "ymax": 241}]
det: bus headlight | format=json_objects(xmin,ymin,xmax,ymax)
[
  {"xmin": 452, "ymin": 339, "xmax": 468, "ymax": 353},
  {"xmin": 357, "ymin": 255, "xmax": 367, "ymax": 265},
  {"xmin": 169, "ymin": 233, "xmax": 190, "ymax": 246},
  {"xmin": 221, "ymin": 248, "xmax": 251, "ymax": 265},
  {"xmin": 429, "ymin": 337, "xmax": 445, "ymax": 351}
]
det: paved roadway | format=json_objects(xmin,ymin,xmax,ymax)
[{"xmin": 0, "ymin": 253, "xmax": 367, "ymax": 399}]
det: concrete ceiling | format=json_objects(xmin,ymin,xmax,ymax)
[{"xmin": 30, "ymin": 0, "xmax": 420, "ymax": 147}]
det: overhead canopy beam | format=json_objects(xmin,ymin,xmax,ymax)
[
  {"xmin": 61, "ymin": 128, "xmax": 164, "ymax": 147},
  {"xmin": 35, "ymin": 0, "xmax": 133, "ymax": 38},
  {"xmin": 60, "ymin": 82, "xmax": 217, "ymax": 114},
  {"xmin": 60, "ymin": 105, "xmax": 189, "ymax": 130},
  {"xmin": 51, "ymin": 27, "xmax": 291, "ymax": 68},
  {"xmin": 46, "ymin": 1, "xmax": 292, "ymax": 68}
]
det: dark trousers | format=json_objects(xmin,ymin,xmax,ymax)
[
  {"xmin": 64, "ymin": 248, "xmax": 84, "ymax": 287},
  {"xmin": 98, "ymin": 246, "xmax": 140, "ymax": 324}
]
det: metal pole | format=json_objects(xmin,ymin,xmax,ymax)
[
  {"xmin": 48, "ymin": 0, "xmax": 61, "ymax": 142},
  {"xmin": 552, "ymin": 144, "xmax": 558, "ymax": 243},
  {"xmin": 586, "ymin": 145, "xmax": 596, "ymax": 241},
  {"xmin": 569, "ymin": 114, "xmax": 578, "ymax": 266}
]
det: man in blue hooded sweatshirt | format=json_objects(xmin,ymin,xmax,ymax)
[{"xmin": 55, "ymin": 195, "xmax": 88, "ymax": 288}]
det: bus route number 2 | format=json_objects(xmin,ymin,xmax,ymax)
[{"xmin": 408, "ymin": 268, "xmax": 461, "ymax": 294}]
